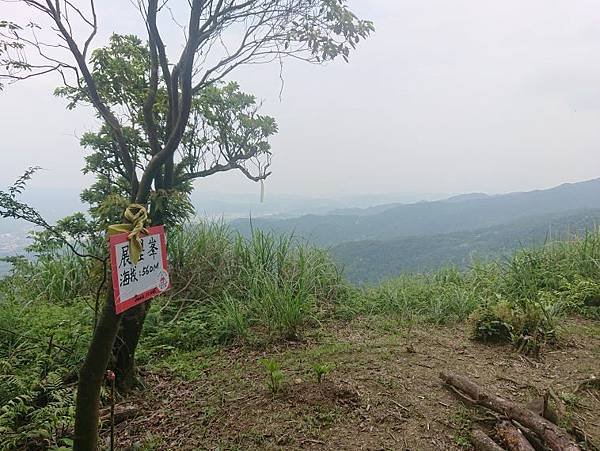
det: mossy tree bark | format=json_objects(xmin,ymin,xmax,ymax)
[
  {"xmin": 74, "ymin": 286, "xmax": 121, "ymax": 451},
  {"xmin": 113, "ymin": 302, "xmax": 150, "ymax": 393}
]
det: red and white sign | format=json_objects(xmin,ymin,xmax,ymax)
[{"xmin": 109, "ymin": 225, "xmax": 171, "ymax": 314}]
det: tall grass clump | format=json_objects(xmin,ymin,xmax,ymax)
[
  {"xmin": 140, "ymin": 221, "xmax": 348, "ymax": 354},
  {"xmin": 341, "ymin": 266, "xmax": 483, "ymax": 324},
  {"xmin": 470, "ymin": 231, "xmax": 600, "ymax": 353},
  {"xmin": 2, "ymin": 252, "xmax": 101, "ymax": 305}
]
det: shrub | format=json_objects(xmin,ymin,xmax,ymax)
[
  {"xmin": 0, "ymin": 373, "xmax": 75, "ymax": 450},
  {"xmin": 470, "ymin": 300, "xmax": 513, "ymax": 343},
  {"xmin": 470, "ymin": 297, "xmax": 560, "ymax": 355},
  {"xmin": 0, "ymin": 297, "xmax": 91, "ymax": 450}
]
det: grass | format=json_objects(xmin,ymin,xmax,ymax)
[
  {"xmin": 140, "ymin": 222, "xmax": 347, "ymax": 354},
  {"xmin": 1, "ymin": 222, "xmax": 600, "ymax": 448},
  {"xmin": 452, "ymin": 405, "xmax": 473, "ymax": 448}
]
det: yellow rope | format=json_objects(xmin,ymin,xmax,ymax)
[{"xmin": 107, "ymin": 204, "xmax": 149, "ymax": 264}]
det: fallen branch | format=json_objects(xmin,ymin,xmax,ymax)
[
  {"xmin": 440, "ymin": 371, "xmax": 581, "ymax": 451},
  {"xmin": 496, "ymin": 420, "xmax": 536, "ymax": 451},
  {"xmin": 99, "ymin": 404, "xmax": 138, "ymax": 425},
  {"xmin": 575, "ymin": 376, "xmax": 599, "ymax": 393},
  {"xmin": 526, "ymin": 393, "xmax": 560, "ymax": 425},
  {"xmin": 471, "ymin": 428, "xmax": 505, "ymax": 451}
]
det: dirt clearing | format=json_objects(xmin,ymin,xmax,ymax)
[{"xmin": 111, "ymin": 318, "xmax": 600, "ymax": 450}]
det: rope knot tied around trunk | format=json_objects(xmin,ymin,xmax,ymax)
[{"xmin": 107, "ymin": 204, "xmax": 149, "ymax": 265}]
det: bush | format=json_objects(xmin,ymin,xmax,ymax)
[
  {"xmin": 469, "ymin": 299, "xmax": 559, "ymax": 355},
  {"xmin": 470, "ymin": 300, "xmax": 513, "ymax": 343},
  {"xmin": 0, "ymin": 296, "xmax": 92, "ymax": 450},
  {"xmin": 467, "ymin": 234, "xmax": 600, "ymax": 353},
  {"xmin": 0, "ymin": 373, "xmax": 75, "ymax": 451}
]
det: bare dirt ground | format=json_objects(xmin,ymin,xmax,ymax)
[{"xmin": 110, "ymin": 317, "xmax": 600, "ymax": 450}]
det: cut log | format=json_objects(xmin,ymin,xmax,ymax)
[
  {"xmin": 471, "ymin": 428, "xmax": 505, "ymax": 451},
  {"xmin": 516, "ymin": 424, "xmax": 550, "ymax": 451},
  {"xmin": 440, "ymin": 371, "xmax": 581, "ymax": 451},
  {"xmin": 497, "ymin": 420, "xmax": 536, "ymax": 451}
]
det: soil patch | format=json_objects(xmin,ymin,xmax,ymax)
[{"xmin": 109, "ymin": 317, "xmax": 600, "ymax": 450}]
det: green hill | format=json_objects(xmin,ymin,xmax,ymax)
[{"xmin": 330, "ymin": 209, "xmax": 600, "ymax": 284}]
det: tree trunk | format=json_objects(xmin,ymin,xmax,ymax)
[
  {"xmin": 74, "ymin": 286, "xmax": 121, "ymax": 451},
  {"xmin": 113, "ymin": 302, "xmax": 150, "ymax": 393},
  {"xmin": 440, "ymin": 371, "xmax": 581, "ymax": 451},
  {"xmin": 112, "ymin": 209, "xmax": 161, "ymax": 393}
]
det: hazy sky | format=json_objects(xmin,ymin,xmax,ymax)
[{"xmin": 2, "ymin": 0, "xmax": 600, "ymax": 200}]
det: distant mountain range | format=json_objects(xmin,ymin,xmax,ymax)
[
  {"xmin": 0, "ymin": 188, "xmax": 448, "ymax": 276},
  {"xmin": 4, "ymin": 178, "xmax": 600, "ymax": 283},
  {"xmin": 231, "ymin": 178, "xmax": 600, "ymax": 283}
]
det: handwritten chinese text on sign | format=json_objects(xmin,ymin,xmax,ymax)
[{"xmin": 109, "ymin": 225, "xmax": 171, "ymax": 314}]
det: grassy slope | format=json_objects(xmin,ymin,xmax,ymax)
[{"xmin": 1, "ymin": 223, "xmax": 599, "ymax": 449}]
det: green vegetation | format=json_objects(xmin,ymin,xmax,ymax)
[
  {"xmin": 260, "ymin": 358, "xmax": 285, "ymax": 395},
  {"xmin": 311, "ymin": 363, "xmax": 333, "ymax": 383},
  {"xmin": 1, "ymin": 222, "xmax": 599, "ymax": 449},
  {"xmin": 332, "ymin": 209, "xmax": 600, "ymax": 284}
]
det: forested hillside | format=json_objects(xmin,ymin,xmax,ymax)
[
  {"xmin": 231, "ymin": 179, "xmax": 600, "ymax": 283},
  {"xmin": 332, "ymin": 209, "xmax": 600, "ymax": 284}
]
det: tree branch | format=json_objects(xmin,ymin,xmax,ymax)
[{"xmin": 39, "ymin": 0, "xmax": 138, "ymax": 198}]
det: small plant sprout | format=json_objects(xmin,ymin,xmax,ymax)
[
  {"xmin": 311, "ymin": 363, "xmax": 333, "ymax": 384},
  {"xmin": 260, "ymin": 358, "xmax": 285, "ymax": 395}
]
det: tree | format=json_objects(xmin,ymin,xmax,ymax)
[
  {"xmin": 1, "ymin": 1, "xmax": 372, "ymax": 449},
  {"xmin": 57, "ymin": 34, "xmax": 279, "ymax": 392}
]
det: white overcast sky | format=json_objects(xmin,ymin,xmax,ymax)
[{"xmin": 2, "ymin": 0, "xmax": 600, "ymax": 199}]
